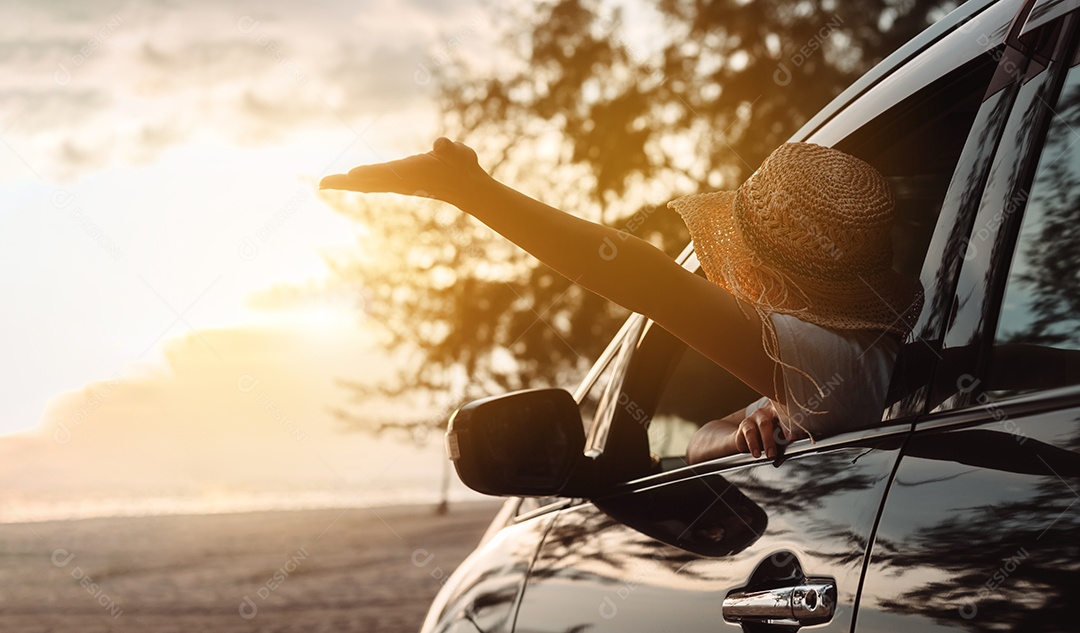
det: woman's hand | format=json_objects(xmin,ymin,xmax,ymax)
[
  {"xmin": 686, "ymin": 399, "xmax": 806, "ymax": 464},
  {"xmin": 319, "ymin": 137, "xmax": 490, "ymax": 207},
  {"xmin": 734, "ymin": 400, "xmax": 790, "ymax": 459}
]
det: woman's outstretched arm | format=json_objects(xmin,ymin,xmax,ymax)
[{"xmin": 321, "ymin": 138, "xmax": 777, "ymax": 398}]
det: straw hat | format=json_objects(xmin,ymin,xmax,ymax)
[{"xmin": 668, "ymin": 142, "xmax": 921, "ymax": 335}]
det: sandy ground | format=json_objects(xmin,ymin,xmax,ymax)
[{"xmin": 0, "ymin": 501, "xmax": 504, "ymax": 632}]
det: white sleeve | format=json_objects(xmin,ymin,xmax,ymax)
[
  {"xmin": 744, "ymin": 395, "xmax": 772, "ymax": 417},
  {"xmin": 769, "ymin": 313, "xmax": 898, "ymax": 439}
]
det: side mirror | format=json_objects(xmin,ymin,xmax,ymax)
[{"xmin": 445, "ymin": 388, "xmax": 600, "ymax": 497}]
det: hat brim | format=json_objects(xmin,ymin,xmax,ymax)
[{"xmin": 668, "ymin": 191, "xmax": 922, "ymax": 335}]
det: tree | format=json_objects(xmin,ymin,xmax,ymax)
[{"xmin": 326, "ymin": 0, "xmax": 961, "ymax": 510}]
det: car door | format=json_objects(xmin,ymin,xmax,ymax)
[
  {"xmin": 509, "ymin": 4, "xmax": 1022, "ymax": 632},
  {"xmin": 858, "ymin": 6, "xmax": 1080, "ymax": 631},
  {"xmin": 512, "ymin": 323, "xmax": 909, "ymax": 633}
]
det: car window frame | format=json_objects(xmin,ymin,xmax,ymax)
[
  {"xmin": 851, "ymin": 12, "xmax": 1062, "ymax": 422},
  {"xmin": 577, "ymin": 21, "xmax": 1017, "ymax": 476},
  {"xmin": 928, "ymin": 10, "xmax": 1080, "ymax": 416},
  {"xmin": 578, "ymin": 1, "xmax": 1058, "ymax": 477}
]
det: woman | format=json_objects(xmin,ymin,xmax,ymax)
[{"xmin": 320, "ymin": 138, "xmax": 920, "ymax": 464}]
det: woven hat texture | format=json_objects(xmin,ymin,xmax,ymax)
[{"xmin": 668, "ymin": 142, "xmax": 921, "ymax": 335}]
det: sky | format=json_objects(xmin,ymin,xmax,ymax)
[{"xmin": 0, "ymin": 0, "xmax": 499, "ymax": 437}]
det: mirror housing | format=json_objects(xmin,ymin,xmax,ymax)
[{"xmin": 445, "ymin": 388, "xmax": 601, "ymax": 497}]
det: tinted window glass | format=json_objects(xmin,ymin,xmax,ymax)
[
  {"xmin": 647, "ymin": 343, "xmax": 758, "ymax": 461},
  {"xmin": 838, "ymin": 50, "xmax": 999, "ymax": 281},
  {"xmin": 987, "ymin": 60, "xmax": 1080, "ymax": 399}
]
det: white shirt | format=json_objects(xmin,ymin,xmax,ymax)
[{"xmin": 748, "ymin": 313, "xmax": 900, "ymax": 441}]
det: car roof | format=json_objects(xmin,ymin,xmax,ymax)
[{"xmin": 793, "ymin": 0, "xmax": 1012, "ymax": 142}]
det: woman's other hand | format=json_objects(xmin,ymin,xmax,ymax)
[
  {"xmin": 319, "ymin": 137, "xmax": 489, "ymax": 207},
  {"xmin": 734, "ymin": 400, "xmax": 788, "ymax": 459},
  {"xmin": 687, "ymin": 399, "xmax": 805, "ymax": 464}
]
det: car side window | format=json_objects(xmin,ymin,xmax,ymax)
[
  {"xmin": 591, "ymin": 41, "xmax": 1003, "ymax": 466},
  {"xmin": 986, "ymin": 54, "xmax": 1080, "ymax": 400},
  {"xmin": 627, "ymin": 56, "xmax": 1002, "ymax": 463},
  {"xmin": 607, "ymin": 312, "xmax": 759, "ymax": 465},
  {"xmin": 646, "ymin": 335, "xmax": 760, "ymax": 461}
]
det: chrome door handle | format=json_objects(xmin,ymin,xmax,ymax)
[{"xmin": 722, "ymin": 582, "xmax": 835, "ymax": 625}]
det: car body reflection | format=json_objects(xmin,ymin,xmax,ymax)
[
  {"xmin": 513, "ymin": 439, "xmax": 904, "ymax": 633},
  {"xmin": 859, "ymin": 413, "xmax": 1080, "ymax": 632}
]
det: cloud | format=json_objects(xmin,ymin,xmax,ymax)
[
  {"xmin": 0, "ymin": 323, "xmax": 458, "ymax": 516},
  {"xmin": 0, "ymin": 0, "xmax": 492, "ymax": 182}
]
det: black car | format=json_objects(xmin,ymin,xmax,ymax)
[{"xmin": 422, "ymin": 0, "xmax": 1080, "ymax": 630}]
